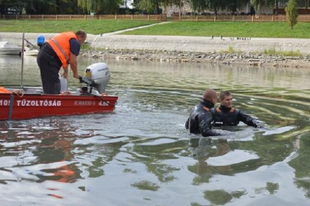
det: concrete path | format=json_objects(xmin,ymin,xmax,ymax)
[{"xmin": 90, "ymin": 34, "xmax": 310, "ymax": 54}]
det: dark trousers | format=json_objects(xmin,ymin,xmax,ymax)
[{"xmin": 37, "ymin": 43, "xmax": 62, "ymax": 94}]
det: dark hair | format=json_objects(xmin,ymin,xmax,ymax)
[
  {"xmin": 75, "ymin": 30, "xmax": 87, "ymax": 39},
  {"xmin": 219, "ymin": 91, "xmax": 231, "ymax": 101}
]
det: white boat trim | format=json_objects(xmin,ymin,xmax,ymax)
[{"xmin": 0, "ymin": 41, "xmax": 22, "ymax": 55}]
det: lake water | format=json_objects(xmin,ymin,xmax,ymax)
[{"xmin": 1, "ymin": 55, "xmax": 310, "ymax": 206}]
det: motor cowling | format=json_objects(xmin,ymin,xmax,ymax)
[{"xmin": 84, "ymin": 62, "xmax": 110, "ymax": 94}]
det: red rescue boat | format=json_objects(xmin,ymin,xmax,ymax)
[
  {"xmin": 0, "ymin": 92, "xmax": 118, "ymax": 120},
  {"xmin": 0, "ymin": 62, "xmax": 118, "ymax": 121}
]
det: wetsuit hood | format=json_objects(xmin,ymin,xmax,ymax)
[{"xmin": 201, "ymin": 100, "xmax": 214, "ymax": 109}]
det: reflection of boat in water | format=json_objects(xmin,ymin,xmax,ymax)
[
  {"xmin": 0, "ymin": 41, "xmax": 22, "ymax": 55},
  {"xmin": 24, "ymin": 38, "xmax": 39, "ymax": 56},
  {"xmin": 24, "ymin": 47, "xmax": 39, "ymax": 56},
  {"xmin": 0, "ymin": 62, "xmax": 118, "ymax": 121},
  {"xmin": 0, "ymin": 54, "xmax": 21, "ymax": 65}
]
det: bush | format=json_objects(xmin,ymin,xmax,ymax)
[{"xmin": 285, "ymin": 0, "xmax": 298, "ymax": 29}]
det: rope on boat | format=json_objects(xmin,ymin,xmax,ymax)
[
  {"xmin": 13, "ymin": 89, "xmax": 24, "ymax": 97},
  {"xmin": 60, "ymin": 91, "xmax": 71, "ymax": 95}
]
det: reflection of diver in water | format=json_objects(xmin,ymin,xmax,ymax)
[
  {"xmin": 188, "ymin": 137, "xmax": 232, "ymax": 178},
  {"xmin": 190, "ymin": 137, "xmax": 231, "ymax": 158},
  {"xmin": 33, "ymin": 136, "xmax": 79, "ymax": 183}
]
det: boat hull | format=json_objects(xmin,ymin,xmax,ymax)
[
  {"xmin": 24, "ymin": 50, "xmax": 39, "ymax": 56},
  {"xmin": 0, "ymin": 93, "xmax": 118, "ymax": 120},
  {"xmin": 0, "ymin": 48, "xmax": 21, "ymax": 55},
  {"xmin": 0, "ymin": 41, "xmax": 22, "ymax": 55}
]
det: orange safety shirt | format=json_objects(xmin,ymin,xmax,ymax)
[
  {"xmin": 47, "ymin": 32, "xmax": 77, "ymax": 69},
  {"xmin": 0, "ymin": 86, "xmax": 10, "ymax": 93}
]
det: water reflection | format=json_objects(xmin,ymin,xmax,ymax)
[
  {"xmin": 0, "ymin": 119, "xmax": 80, "ymax": 184},
  {"xmin": 1, "ymin": 55, "xmax": 310, "ymax": 205},
  {"xmin": 187, "ymin": 134, "xmax": 301, "ymax": 205}
]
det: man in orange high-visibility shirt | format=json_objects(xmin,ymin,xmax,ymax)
[{"xmin": 37, "ymin": 30, "xmax": 87, "ymax": 94}]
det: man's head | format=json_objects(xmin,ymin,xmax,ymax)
[
  {"xmin": 219, "ymin": 91, "xmax": 233, "ymax": 108},
  {"xmin": 203, "ymin": 89, "xmax": 217, "ymax": 104},
  {"xmin": 75, "ymin": 30, "xmax": 87, "ymax": 45}
]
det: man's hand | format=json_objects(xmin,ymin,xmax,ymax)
[
  {"xmin": 62, "ymin": 69, "xmax": 68, "ymax": 78},
  {"xmin": 73, "ymin": 73, "xmax": 80, "ymax": 79},
  {"xmin": 254, "ymin": 121, "xmax": 265, "ymax": 128}
]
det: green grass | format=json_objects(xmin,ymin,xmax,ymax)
[
  {"xmin": 121, "ymin": 21, "xmax": 310, "ymax": 38},
  {"xmin": 220, "ymin": 46, "xmax": 242, "ymax": 54},
  {"xmin": 1, "ymin": 19, "xmax": 310, "ymax": 39},
  {"xmin": 0, "ymin": 19, "xmax": 156, "ymax": 34},
  {"xmin": 262, "ymin": 48, "xmax": 303, "ymax": 56}
]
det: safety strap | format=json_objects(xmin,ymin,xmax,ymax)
[
  {"xmin": 202, "ymin": 106, "xmax": 210, "ymax": 111},
  {"xmin": 51, "ymin": 38, "xmax": 70, "ymax": 64},
  {"xmin": 216, "ymin": 107, "xmax": 235, "ymax": 113}
]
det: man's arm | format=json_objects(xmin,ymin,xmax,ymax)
[
  {"xmin": 238, "ymin": 110, "xmax": 263, "ymax": 128},
  {"xmin": 70, "ymin": 53, "xmax": 79, "ymax": 78},
  {"xmin": 69, "ymin": 38, "xmax": 80, "ymax": 79},
  {"xmin": 185, "ymin": 118, "xmax": 189, "ymax": 129},
  {"xmin": 199, "ymin": 113, "xmax": 221, "ymax": 136}
]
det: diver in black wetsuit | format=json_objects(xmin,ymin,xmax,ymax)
[
  {"xmin": 185, "ymin": 89, "xmax": 221, "ymax": 137},
  {"xmin": 211, "ymin": 91, "xmax": 263, "ymax": 128}
]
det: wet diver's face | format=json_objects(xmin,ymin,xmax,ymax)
[{"xmin": 221, "ymin": 95, "xmax": 233, "ymax": 108}]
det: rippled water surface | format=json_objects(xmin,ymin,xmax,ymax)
[{"xmin": 1, "ymin": 55, "xmax": 310, "ymax": 206}]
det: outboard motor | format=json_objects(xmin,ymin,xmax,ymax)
[{"xmin": 79, "ymin": 62, "xmax": 110, "ymax": 95}]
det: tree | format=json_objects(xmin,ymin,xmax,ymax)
[
  {"xmin": 0, "ymin": 0, "xmax": 30, "ymax": 14},
  {"xmin": 138, "ymin": 0, "xmax": 154, "ymax": 13},
  {"xmin": 206, "ymin": 0, "xmax": 226, "ymax": 15},
  {"xmin": 190, "ymin": 0, "xmax": 246, "ymax": 15},
  {"xmin": 250, "ymin": 0, "xmax": 273, "ymax": 12},
  {"xmin": 285, "ymin": 0, "xmax": 298, "ymax": 29},
  {"xmin": 77, "ymin": 0, "xmax": 93, "ymax": 14},
  {"xmin": 250, "ymin": 0, "xmax": 288, "ymax": 14},
  {"xmin": 97, "ymin": 0, "xmax": 122, "ymax": 14},
  {"xmin": 225, "ymin": 0, "xmax": 244, "ymax": 14},
  {"xmin": 133, "ymin": 0, "xmax": 164, "ymax": 14},
  {"xmin": 0, "ymin": 0, "xmax": 11, "ymax": 14},
  {"xmin": 162, "ymin": 0, "xmax": 175, "ymax": 15},
  {"xmin": 77, "ymin": 0, "xmax": 122, "ymax": 14},
  {"xmin": 23, "ymin": 0, "xmax": 79, "ymax": 14},
  {"xmin": 191, "ymin": 0, "xmax": 208, "ymax": 14}
]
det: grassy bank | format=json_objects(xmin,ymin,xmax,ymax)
[
  {"xmin": 0, "ymin": 19, "xmax": 156, "ymax": 34},
  {"xmin": 122, "ymin": 21, "xmax": 310, "ymax": 38},
  {"xmin": 1, "ymin": 19, "xmax": 310, "ymax": 38}
]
